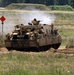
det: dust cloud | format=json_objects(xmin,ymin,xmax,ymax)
[
  {"xmin": 20, "ymin": 11, "xmax": 56, "ymax": 25},
  {"xmin": 0, "ymin": 10, "xmax": 56, "ymax": 34}
]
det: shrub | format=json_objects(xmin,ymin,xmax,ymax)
[{"xmin": 48, "ymin": 5, "xmax": 74, "ymax": 11}]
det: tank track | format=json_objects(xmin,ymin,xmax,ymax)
[{"xmin": 6, "ymin": 43, "xmax": 61, "ymax": 52}]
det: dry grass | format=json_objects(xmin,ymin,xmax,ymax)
[
  {"xmin": 0, "ymin": 52, "xmax": 74, "ymax": 75},
  {"xmin": 53, "ymin": 11, "xmax": 74, "ymax": 46}
]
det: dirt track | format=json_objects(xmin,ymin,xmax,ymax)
[{"xmin": 0, "ymin": 46, "xmax": 74, "ymax": 56}]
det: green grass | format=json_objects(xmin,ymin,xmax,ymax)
[
  {"xmin": 58, "ymin": 28, "xmax": 74, "ymax": 46},
  {"xmin": 58, "ymin": 29, "xmax": 74, "ymax": 38},
  {"xmin": 53, "ymin": 11, "xmax": 74, "ymax": 46},
  {"xmin": 0, "ymin": 52, "xmax": 74, "ymax": 75},
  {"xmin": 54, "ymin": 12, "xmax": 74, "ymax": 25},
  {"xmin": 48, "ymin": 5, "xmax": 74, "ymax": 11}
]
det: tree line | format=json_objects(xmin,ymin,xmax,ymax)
[{"xmin": 0, "ymin": 0, "xmax": 74, "ymax": 8}]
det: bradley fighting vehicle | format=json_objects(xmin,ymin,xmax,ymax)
[{"xmin": 5, "ymin": 21, "xmax": 62, "ymax": 51}]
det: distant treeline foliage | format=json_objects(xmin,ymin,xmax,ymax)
[
  {"xmin": 0, "ymin": 0, "xmax": 74, "ymax": 8},
  {"xmin": 49, "ymin": 5, "xmax": 74, "ymax": 11}
]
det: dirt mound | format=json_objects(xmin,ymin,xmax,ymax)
[
  {"xmin": 0, "ymin": 47, "xmax": 74, "ymax": 56},
  {"xmin": 6, "ymin": 3, "xmax": 49, "ymax": 10},
  {"xmin": 0, "ymin": 47, "xmax": 8, "ymax": 52}
]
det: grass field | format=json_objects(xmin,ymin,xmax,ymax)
[
  {"xmin": 0, "ymin": 10, "xmax": 74, "ymax": 75},
  {"xmin": 0, "ymin": 52, "xmax": 74, "ymax": 75}
]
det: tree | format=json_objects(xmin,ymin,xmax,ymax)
[
  {"xmin": 71, "ymin": 0, "xmax": 74, "ymax": 7},
  {"xmin": 54, "ymin": 0, "xmax": 59, "ymax": 5},
  {"xmin": 67, "ymin": 0, "xmax": 71, "ymax": 5},
  {"xmin": 17, "ymin": 0, "xmax": 25, "ymax": 3},
  {"xmin": 0, "ymin": 0, "xmax": 73, "ymax": 8},
  {"xmin": 0, "ymin": 0, "xmax": 11, "ymax": 6},
  {"xmin": 25, "ymin": 0, "xmax": 30, "ymax": 3}
]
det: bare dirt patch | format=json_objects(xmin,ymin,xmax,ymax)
[{"xmin": 0, "ymin": 47, "xmax": 74, "ymax": 56}]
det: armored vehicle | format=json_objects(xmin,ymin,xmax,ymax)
[{"xmin": 5, "ymin": 23, "xmax": 62, "ymax": 51}]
